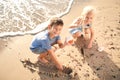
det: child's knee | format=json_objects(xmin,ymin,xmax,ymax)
[
  {"xmin": 39, "ymin": 52, "xmax": 48, "ymax": 56},
  {"xmin": 52, "ymin": 46, "xmax": 58, "ymax": 51}
]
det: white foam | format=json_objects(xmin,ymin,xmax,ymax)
[
  {"xmin": 55, "ymin": 0, "xmax": 74, "ymax": 17},
  {"xmin": 0, "ymin": 0, "xmax": 74, "ymax": 38},
  {"xmin": 0, "ymin": 21, "xmax": 48, "ymax": 37},
  {"xmin": 25, "ymin": 21, "xmax": 49, "ymax": 35},
  {"xmin": 0, "ymin": 31, "xmax": 25, "ymax": 38}
]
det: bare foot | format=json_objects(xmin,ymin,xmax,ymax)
[
  {"xmin": 56, "ymin": 64, "xmax": 63, "ymax": 71},
  {"xmin": 62, "ymin": 65, "xmax": 73, "ymax": 74},
  {"xmin": 38, "ymin": 57, "xmax": 48, "ymax": 64}
]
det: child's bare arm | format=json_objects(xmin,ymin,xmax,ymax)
[
  {"xmin": 69, "ymin": 17, "xmax": 81, "ymax": 28},
  {"xmin": 57, "ymin": 40, "xmax": 66, "ymax": 48},
  {"xmin": 47, "ymin": 49, "xmax": 63, "ymax": 70},
  {"xmin": 57, "ymin": 40, "xmax": 68, "ymax": 48}
]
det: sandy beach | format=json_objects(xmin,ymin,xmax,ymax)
[{"xmin": 0, "ymin": 0, "xmax": 120, "ymax": 80}]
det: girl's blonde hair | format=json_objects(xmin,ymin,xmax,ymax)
[{"xmin": 81, "ymin": 6, "xmax": 96, "ymax": 20}]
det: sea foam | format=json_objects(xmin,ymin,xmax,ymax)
[{"xmin": 0, "ymin": 0, "xmax": 74, "ymax": 38}]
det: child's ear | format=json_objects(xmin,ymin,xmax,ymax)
[{"xmin": 48, "ymin": 25, "xmax": 52, "ymax": 30}]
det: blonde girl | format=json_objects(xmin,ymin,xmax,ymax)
[{"xmin": 69, "ymin": 6, "xmax": 96, "ymax": 48}]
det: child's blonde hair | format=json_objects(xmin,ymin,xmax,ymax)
[{"xmin": 81, "ymin": 6, "xmax": 96, "ymax": 20}]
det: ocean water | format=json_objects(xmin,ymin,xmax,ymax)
[{"xmin": 0, "ymin": 0, "xmax": 74, "ymax": 37}]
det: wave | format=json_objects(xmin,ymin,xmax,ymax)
[{"xmin": 0, "ymin": 0, "xmax": 74, "ymax": 38}]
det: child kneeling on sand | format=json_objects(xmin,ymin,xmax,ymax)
[
  {"xmin": 30, "ymin": 17, "xmax": 69, "ymax": 71},
  {"xmin": 69, "ymin": 6, "xmax": 96, "ymax": 48}
]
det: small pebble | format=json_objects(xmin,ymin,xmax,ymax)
[
  {"xmin": 114, "ymin": 34, "xmax": 116, "ymax": 36},
  {"xmin": 96, "ymin": 67, "xmax": 100, "ymax": 71},
  {"xmin": 79, "ymin": 68, "xmax": 81, "ymax": 71},
  {"xmin": 111, "ymin": 29, "xmax": 114, "ymax": 32},
  {"xmin": 112, "ymin": 75, "xmax": 116, "ymax": 78}
]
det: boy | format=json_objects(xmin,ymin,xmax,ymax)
[{"xmin": 30, "ymin": 17, "xmax": 67, "ymax": 71}]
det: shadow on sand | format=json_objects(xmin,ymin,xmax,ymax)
[
  {"xmin": 20, "ymin": 58, "xmax": 80, "ymax": 80},
  {"xmin": 20, "ymin": 36, "xmax": 120, "ymax": 80},
  {"xmin": 75, "ymin": 36, "xmax": 120, "ymax": 80}
]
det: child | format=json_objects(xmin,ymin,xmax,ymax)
[
  {"xmin": 30, "ymin": 17, "xmax": 67, "ymax": 71},
  {"xmin": 69, "ymin": 6, "xmax": 96, "ymax": 48}
]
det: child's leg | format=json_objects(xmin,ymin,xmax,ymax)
[
  {"xmin": 52, "ymin": 46, "xmax": 58, "ymax": 52},
  {"xmin": 48, "ymin": 49, "xmax": 63, "ymax": 71},
  {"xmin": 84, "ymin": 28, "xmax": 91, "ymax": 48},
  {"xmin": 38, "ymin": 52, "xmax": 48, "ymax": 63},
  {"xmin": 73, "ymin": 32, "xmax": 82, "ymax": 38},
  {"xmin": 85, "ymin": 28, "xmax": 90, "ymax": 34},
  {"xmin": 38, "ymin": 48, "xmax": 62, "ymax": 70},
  {"xmin": 84, "ymin": 28, "xmax": 91, "ymax": 39}
]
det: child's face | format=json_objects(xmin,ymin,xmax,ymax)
[
  {"xmin": 49, "ymin": 25, "xmax": 63, "ymax": 37},
  {"xmin": 85, "ymin": 12, "xmax": 94, "ymax": 24}
]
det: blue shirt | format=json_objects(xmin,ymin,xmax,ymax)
[{"xmin": 30, "ymin": 30, "xmax": 60, "ymax": 51}]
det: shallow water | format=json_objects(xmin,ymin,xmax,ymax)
[{"xmin": 0, "ymin": 0, "xmax": 74, "ymax": 37}]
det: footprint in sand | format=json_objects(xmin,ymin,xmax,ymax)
[
  {"xmin": 84, "ymin": 73, "xmax": 90, "ymax": 77},
  {"xmin": 110, "ymin": 34, "xmax": 113, "ymax": 37},
  {"xmin": 114, "ymin": 34, "xmax": 116, "ymax": 36},
  {"xmin": 116, "ymin": 27, "xmax": 120, "ymax": 30},
  {"xmin": 67, "ymin": 53, "xmax": 71, "ymax": 56},
  {"xmin": 110, "ymin": 29, "xmax": 114, "ymax": 32},
  {"xmin": 20, "ymin": 59, "xmax": 74, "ymax": 79},
  {"xmin": 109, "ymin": 47, "xmax": 115, "ymax": 50},
  {"xmin": 75, "ymin": 55, "xmax": 77, "ymax": 57},
  {"xmin": 109, "ymin": 42, "xmax": 114, "ymax": 45},
  {"xmin": 78, "ymin": 68, "xmax": 81, "ymax": 71},
  {"xmin": 96, "ymin": 67, "xmax": 101, "ymax": 71},
  {"xmin": 57, "ymin": 54, "xmax": 60, "ymax": 57},
  {"xmin": 104, "ymin": 30, "xmax": 107, "ymax": 33},
  {"xmin": 107, "ymin": 26, "xmax": 110, "ymax": 28},
  {"xmin": 119, "ymin": 14, "xmax": 120, "ymax": 17},
  {"xmin": 112, "ymin": 75, "xmax": 117, "ymax": 79}
]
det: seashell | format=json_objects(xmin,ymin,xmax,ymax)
[{"xmin": 98, "ymin": 47, "xmax": 104, "ymax": 52}]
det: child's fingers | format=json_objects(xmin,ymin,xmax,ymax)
[{"xmin": 65, "ymin": 36, "xmax": 74, "ymax": 45}]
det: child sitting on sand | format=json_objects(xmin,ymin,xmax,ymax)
[
  {"xmin": 69, "ymin": 6, "xmax": 96, "ymax": 48},
  {"xmin": 30, "ymin": 17, "xmax": 69, "ymax": 71}
]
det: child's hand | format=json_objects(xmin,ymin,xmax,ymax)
[
  {"xmin": 65, "ymin": 36, "xmax": 74, "ymax": 45},
  {"xmin": 64, "ymin": 40, "xmax": 70, "ymax": 46},
  {"xmin": 56, "ymin": 64, "xmax": 63, "ymax": 71}
]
